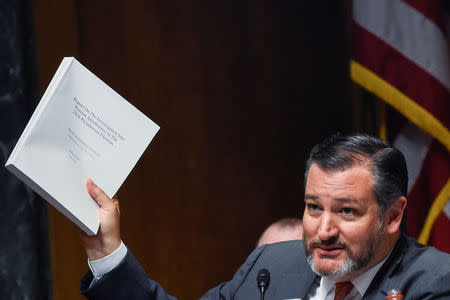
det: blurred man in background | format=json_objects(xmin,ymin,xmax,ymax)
[{"xmin": 256, "ymin": 217, "xmax": 303, "ymax": 247}]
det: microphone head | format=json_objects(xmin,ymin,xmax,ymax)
[{"xmin": 257, "ymin": 269, "xmax": 270, "ymax": 291}]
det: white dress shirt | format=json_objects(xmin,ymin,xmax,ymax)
[{"xmin": 88, "ymin": 240, "xmax": 127, "ymax": 281}]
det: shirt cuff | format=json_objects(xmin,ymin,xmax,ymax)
[{"xmin": 88, "ymin": 241, "xmax": 127, "ymax": 279}]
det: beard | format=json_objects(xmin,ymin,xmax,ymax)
[{"xmin": 304, "ymin": 223, "xmax": 385, "ymax": 278}]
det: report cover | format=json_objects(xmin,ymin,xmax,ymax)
[{"xmin": 5, "ymin": 57, "xmax": 160, "ymax": 235}]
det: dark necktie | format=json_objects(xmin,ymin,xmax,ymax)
[{"xmin": 334, "ymin": 281, "xmax": 354, "ymax": 300}]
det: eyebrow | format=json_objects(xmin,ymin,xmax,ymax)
[
  {"xmin": 304, "ymin": 194, "xmax": 318, "ymax": 202},
  {"xmin": 304, "ymin": 195, "xmax": 360, "ymax": 204},
  {"xmin": 334, "ymin": 197, "xmax": 360, "ymax": 204}
]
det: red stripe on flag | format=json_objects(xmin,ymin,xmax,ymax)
[
  {"xmin": 406, "ymin": 140, "xmax": 449, "ymax": 238},
  {"xmin": 430, "ymin": 212, "xmax": 450, "ymax": 252},
  {"xmin": 402, "ymin": 0, "xmax": 447, "ymax": 34},
  {"xmin": 352, "ymin": 22, "xmax": 450, "ymax": 127}
]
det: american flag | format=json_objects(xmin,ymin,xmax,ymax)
[{"xmin": 350, "ymin": 0, "xmax": 449, "ymax": 252}]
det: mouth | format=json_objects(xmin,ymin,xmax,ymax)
[{"xmin": 315, "ymin": 245, "xmax": 345, "ymax": 257}]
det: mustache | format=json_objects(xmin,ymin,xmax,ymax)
[{"xmin": 307, "ymin": 236, "xmax": 348, "ymax": 249}]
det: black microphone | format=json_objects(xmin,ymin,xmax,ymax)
[{"xmin": 256, "ymin": 269, "xmax": 270, "ymax": 300}]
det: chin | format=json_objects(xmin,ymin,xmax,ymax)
[
  {"xmin": 316, "ymin": 262, "xmax": 344, "ymax": 275},
  {"xmin": 308, "ymin": 253, "xmax": 358, "ymax": 279}
]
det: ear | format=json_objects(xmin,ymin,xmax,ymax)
[{"xmin": 385, "ymin": 196, "xmax": 407, "ymax": 234}]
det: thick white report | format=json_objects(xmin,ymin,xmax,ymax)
[{"xmin": 5, "ymin": 57, "xmax": 160, "ymax": 235}]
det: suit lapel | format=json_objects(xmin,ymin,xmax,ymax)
[
  {"xmin": 363, "ymin": 235, "xmax": 407, "ymax": 299},
  {"xmin": 276, "ymin": 256, "xmax": 318, "ymax": 300}
]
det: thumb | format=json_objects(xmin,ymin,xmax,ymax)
[{"xmin": 86, "ymin": 179, "xmax": 115, "ymax": 210}]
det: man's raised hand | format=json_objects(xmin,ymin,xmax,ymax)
[{"xmin": 80, "ymin": 179, "xmax": 121, "ymax": 260}]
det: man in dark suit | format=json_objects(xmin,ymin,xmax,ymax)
[{"xmin": 79, "ymin": 133, "xmax": 450, "ymax": 299}]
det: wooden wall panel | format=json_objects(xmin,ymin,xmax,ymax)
[
  {"xmin": 33, "ymin": 1, "xmax": 351, "ymax": 299},
  {"xmin": 33, "ymin": 2, "xmax": 84, "ymax": 299}
]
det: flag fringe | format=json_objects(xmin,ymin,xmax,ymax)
[
  {"xmin": 349, "ymin": 60, "xmax": 450, "ymax": 152},
  {"xmin": 378, "ymin": 101, "xmax": 387, "ymax": 140},
  {"xmin": 418, "ymin": 180, "xmax": 450, "ymax": 245}
]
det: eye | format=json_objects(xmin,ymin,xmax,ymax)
[
  {"xmin": 308, "ymin": 204, "xmax": 321, "ymax": 211},
  {"xmin": 341, "ymin": 207, "xmax": 355, "ymax": 215}
]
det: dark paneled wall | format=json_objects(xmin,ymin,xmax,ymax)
[
  {"xmin": 34, "ymin": 1, "xmax": 352, "ymax": 299},
  {"xmin": 0, "ymin": 1, "xmax": 51, "ymax": 299}
]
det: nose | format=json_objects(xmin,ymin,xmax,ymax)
[{"xmin": 317, "ymin": 213, "xmax": 339, "ymax": 241}]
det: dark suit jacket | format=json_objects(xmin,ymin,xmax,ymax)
[{"xmin": 80, "ymin": 235, "xmax": 450, "ymax": 299}]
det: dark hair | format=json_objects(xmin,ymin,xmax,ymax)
[{"xmin": 304, "ymin": 133, "xmax": 408, "ymax": 222}]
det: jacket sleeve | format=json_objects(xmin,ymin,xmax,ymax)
[
  {"xmin": 80, "ymin": 250, "xmax": 177, "ymax": 300},
  {"xmin": 80, "ymin": 246, "xmax": 266, "ymax": 300}
]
